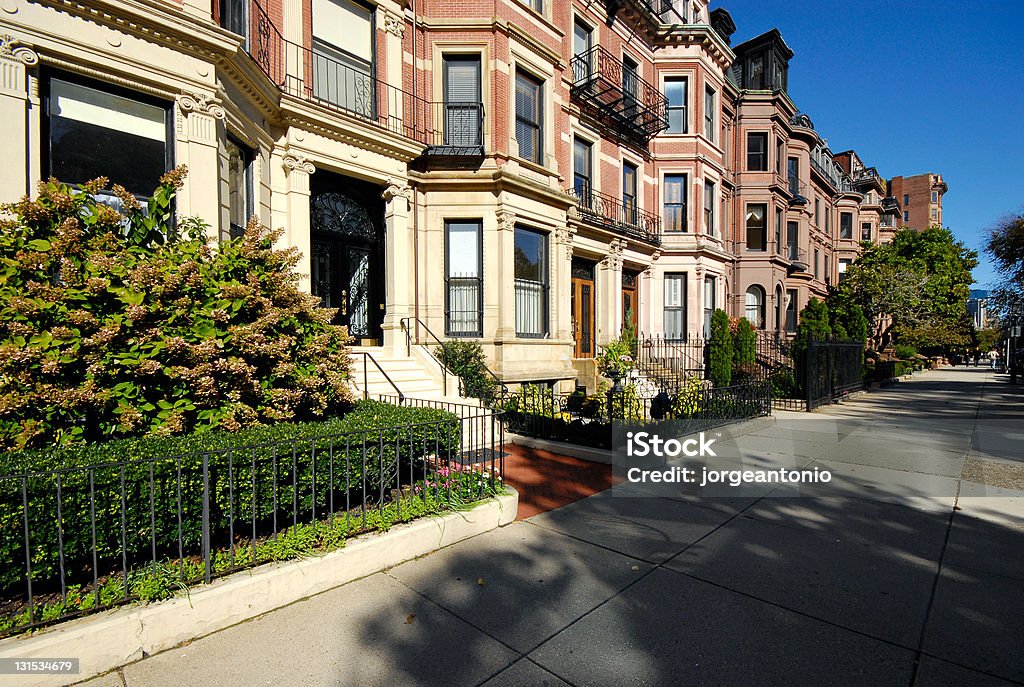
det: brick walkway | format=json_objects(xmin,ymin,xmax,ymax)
[{"xmin": 500, "ymin": 443, "xmax": 618, "ymax": 520}]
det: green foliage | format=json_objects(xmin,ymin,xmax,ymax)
[
  {"xmin": 435, "ymin": 340, "xmax": 499, "ymax": 404},
  {"xmin": 708, "ymin": 309, "xmax": 733, "ymax": 387},
  {"xmin": 733, "ymin": 317, "xmax": 756, "ymax": 365},
  {"xmin": 893, "ymin": 344, "xmax": 917, "ymax": 360},
  {"xmin": 0, "ymin": 400, "xmax": 460, "ymax": 591},
  {"xmin": 985, "ymin": 210, "xmax": 1024, "ymax": 314},
  {"xmin": 608, "ymin": 383, "xmax": 643, "ymax": 421},
  {"xmin": 976, "ymin": 327, "xmax": 1001, "ymax": 353},
  {"xmin": 596, "ymin": 337, "xmax": 636, "ymax": 378},
  {"xmin": 0, "ymin": 174, "xmax": 352, "ymax": 450},
  {"xmin": 1, "ymin": 472, "xmax": 503, "ymax": 635},
  {"xmin": 769, "ymin": 366, "xmax": 798, "ymax": 399},
  {"xmin": 621, "ymin": 309, "xmax": 638, "ymax": 356},
  {"xmin": 835, "ymin": 226, "xmax": 977, "ymax": 348},
  {"xmin": 670, "ymin": 375, "xmax": 705, "ymax": 416},
  {"xmin": 794, "ymin": 298, "xmax": 832, "ymax": 351}
]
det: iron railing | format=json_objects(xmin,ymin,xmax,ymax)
[
  {"xmin": 502, "ymin": 381, "xmax": 771, "ymax": 449},
  {"xmin": 570, "ymin": 45, "xmax": 668, "ymax": 144},
  {"xmin": 236, "ymin": 0, "xmax": 482, "ymax": 155},
  {"xmin": 399, "ymin": 317, "xmax": 508, "ymax": 402},
  {"xmin": 804, "ymin": 337, "xmax": 867, "ymax": 410},
  {"xmin": 350, "ymin": 351, "xmax": 404, "ymax": 403},
  {"xmin": 0, "ymin": 399, "xmax": 503, "ymax": 636},
  {"xmin": 568, "ymin": 186, "xmax": 662, "ymax": 245}
]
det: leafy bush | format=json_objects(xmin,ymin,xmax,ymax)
[
  {"xmin": 608, "ymin": 383, "xmax": 643, "ymax": 421},
  {"xmin": 670, "ymin": 375, "xmax": 705, "ymax": 416},
  {"xmin": 0, "ymin": 174, "xmax": 352, "ymax": 450},
  {"xmin": 435, "ymin": 340, "xmax": 500, "ymax": 403},
  {"xmin": 769, "ymin": 366, "xmax": 798, "ymax": 398},
  {"xmin": 708, "ymin": 309, "xmax": 733, "ymax": 387},
  {"xmin": 0, "ymin": 400, "xmax": 460, "ymax": 591},
  {"xmin": 893, "ymin": 344, "xmax": 917, "ymax": 360},
  {"xmin": 733, "ymin": 317, "xmax": 756, "ymax": 366}
]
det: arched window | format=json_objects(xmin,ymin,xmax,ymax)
[
  {"xmin": 774, "ymin": 285, "xmax": 784, "ymax": 331},
  {"xmin": 745, "ymin": 285, "xmax": 765, "ymax": 328}
]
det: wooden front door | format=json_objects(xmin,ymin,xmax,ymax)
[
  {"xmin": 622, "ymin": 270, "xmax": 639, "ymax": 334},
  {"xmin": 571, "ymin": 258, "xmax": 595, "ymax": 358}
]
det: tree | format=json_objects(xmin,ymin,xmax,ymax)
[
  {"xmin": 794, "ymin": 298, "xmax": 832, "ymax": 352},
  {"xmin": 733, "ymin": 317, "xmax": 756, "ymax": 367},
  {"xmin": 985, "ymin": 209, "xmax": 1024, "ymax": 322},
  {"xmin": 708, "ymin": 309, "xmax": 733, "ymax": 387},
  {"xmin": 835, "ymin": 227, "xmax": 977, "ymax": 350}
]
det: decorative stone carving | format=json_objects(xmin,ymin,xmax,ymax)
[
  {"xmin": 382, "ymin": 10, "xmax": 406, "ymax": 38},
  {"xmin": 496, "ymin": 210, "xmax": 516, "ymax": 232},
  {"xmin": 555, "ymin": 225, "xmax": 576, "ymax": 260},
  {"xmin": 602, "ymin": 240, "xmax": 625, "ymax": 271},
  {"xmin": 282, "ymin": 153, "xmax": 316, "ymax": 175},
  {"xmin": 381, "ymin": 177, "xmax": 412, "ymax": 203},
  {"xmin": 0, "ymin": 34, "xmax": 38, "ymax": 65},
  {"xmin": 177, "ymin": 92, "xmax": 225, "ymax": 120}
]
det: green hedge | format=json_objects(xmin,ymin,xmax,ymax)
[{"xmin": 0, "ymin": 400, "xmax": 460, "ymax": 591}]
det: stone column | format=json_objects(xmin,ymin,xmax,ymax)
[
  {"xmin": 176, "ymin": 93, "xmax": 225, "ymax": 238},
  {"xmin": 494, "ymin": 210, "xmax": 517, "ymax": 343},
  {"xmin": 597, "ymin": 240, "xmax": 624, "ymax": 346},
  {"xmin": 0, "ymin": 35, "xmax": 38, "ymax": 203},
  {"xmin": 382, "ymin": 177, "xmax": 412, "ymax": 352},
  {"xmin": 554, "ymin": 223, "xmax": 576, "ymax": 344},
  {"xmin": 282, "ymin": 152, "xmax": 316, "ymax": 293}
]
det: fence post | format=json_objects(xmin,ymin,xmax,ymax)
[
  {"xmin": 202, "ymin": 452, "xmax": 211, "ymax": 584},
  {"xmin": 826, "ymin": 337, "xmax": 834, "ymax": 405},
  {"xmin": 805, "ymin": 340, "xmax": 812, "ymax": 412}
]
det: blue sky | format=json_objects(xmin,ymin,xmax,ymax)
[{"xmin": 719, "ymin": 0, "xmax": 1024, "ymax": 288}]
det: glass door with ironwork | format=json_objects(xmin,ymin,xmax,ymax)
[{"xmin": 309, "ymin": 182, "xmax": 384, "ymax": 343}]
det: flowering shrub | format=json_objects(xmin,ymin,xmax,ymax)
[
  {"xmin": 596, "ymin": 337, "xmax": 635, "ymax": 378},
  {"xmin": 0, "ymin": 173, "xmax": 351, "ymax": 449}
]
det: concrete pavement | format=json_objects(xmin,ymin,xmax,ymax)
[{"xmin": 78, "ymin": 366, "xmax": 1024, "ymax": 687}]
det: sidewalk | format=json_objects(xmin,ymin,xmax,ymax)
[{"xmin": 79, "ymin": 367, "xmax": 1024, "ymax": 687}]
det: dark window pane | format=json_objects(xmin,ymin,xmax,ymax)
[{"xmin": 48, "ymin": 78, "xmax": 168, "ymax": 196}]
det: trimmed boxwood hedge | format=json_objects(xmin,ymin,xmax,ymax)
[{"xmin": 0, "ymin": 400, "xmax": 461, "ymax": 592}]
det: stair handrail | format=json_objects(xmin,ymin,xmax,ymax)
[
  {"xmin": 400, "ymin": 317, "xmax": 508, "ymax": 401},
  {"xmin": 350, "ymin": 351, "xmax": 405, "ymax": 405}
]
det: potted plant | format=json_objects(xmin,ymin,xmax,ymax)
[{"xmin": 597, "ymin": 337, "xmax": 635, "ymax": 391}]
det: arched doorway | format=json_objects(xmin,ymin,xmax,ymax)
[{"xmin": 309, "ymin": 174, "xmax": 385, "ymax": 343}]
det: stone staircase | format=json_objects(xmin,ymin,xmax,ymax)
[{"xmin": 349, "ymin": 346, "xmax": 459, "ymax": 403}]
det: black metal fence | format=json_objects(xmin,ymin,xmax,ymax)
[
  {"xmin": 0, "ymin": 401, "xmax": 503, "ymax": 637},
  {"xmin": 804, "ymin": 338, "xmax": 868, "ymax": 410},
  {"xmin": 635, "ymin": 333, "xmax": 796, "ymax": 391},
  {"xmin": 503, "ymin": 381, "xmax": 771, "ymax": 449}
]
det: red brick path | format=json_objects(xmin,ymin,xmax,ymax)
[{"xmin": 500, "ymin": 443, "xmax": 620, "ymax": 520}]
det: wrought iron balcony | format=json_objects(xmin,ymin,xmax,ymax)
[
  {"xmin": 786, "ymin": 247, "xmax": 809, "ymax": 274},
  {"xmin": 568, "ymin": 186, "xmax": 662, "ymax": 245},
  {"xmin": 233, "ymin": 0, "xmax": 481, "ymax": 158},
  {"xmin": 788, "ymin": 176, "xmax": 808, "ymax": 206},
  {"xmin": 570, "ymin": 46, "xmax": 668, "ymax": 145}
]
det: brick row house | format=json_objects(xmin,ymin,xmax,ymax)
[{"xmin": 0, "ymin": 0, "xmax": 943, "ymax": 392}]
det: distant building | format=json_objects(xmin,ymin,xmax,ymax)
[
  {"xmin": 887, "ymin": 173, "xmax": 948, "ymax": 231},
  {"xmin": 968, "ymin": 290, "xmax": 990, "ymax": 330}
]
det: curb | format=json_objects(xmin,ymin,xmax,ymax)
[{"xmin": 0, "ymin": 489, "xmax": 519, "ymax": 687}]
